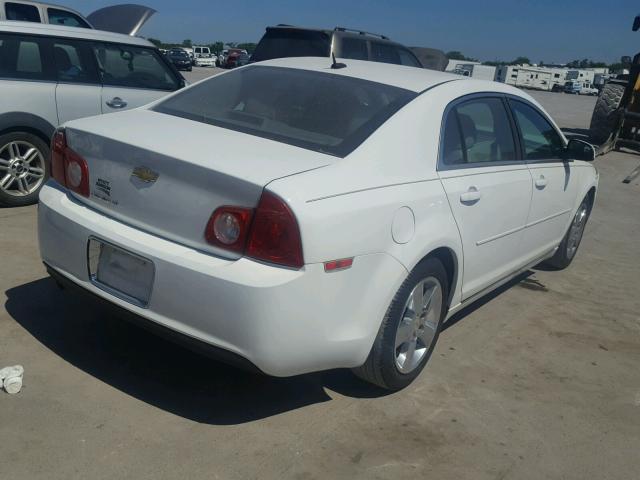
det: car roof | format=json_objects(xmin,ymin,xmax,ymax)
[
  {"xmin": 253, "ymin": 57, "xmax": 465, "ymax": 93},
  {"xmin": 265, "ymin": 24, "xmax": 403, "ymax": 46},
  {"xmin": 0, "ymin": 20, "xmax": 153, "ymax": 47}
]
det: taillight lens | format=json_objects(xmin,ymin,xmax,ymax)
[
  {"xmin": 50, "ymin": 129, "xmax": 90, "ymax": 197},
  {"xmin": 205, "ymin": 206, "xmax": 253, "ymax": 253},
  {"xmin": 204, "ymin": 191, "xmax": 304, "ymax": 269},
  {"xmin": 246, "ymin": 191, "xmax": 303, "ymax": 269}
]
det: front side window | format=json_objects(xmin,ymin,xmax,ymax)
[
  {"xmin": 154, "ymin": 66, "xmax": 416, "ymax": 157},
  {"xmin": 5, "ymin": 2, "xmax": 40, "ymax": 22},
  {"xmin": 340, "ymin": 37, "xmax": 368, "ymax": 60},
  {"xmin": 441, "ymin": 97, "xmax": 517, "ymax": 166},
  {"xmin": 53, "ymin": 41, "xmax": 98, "ymax": 83},
  {"xmin": 398, "ymin": 48, "xmax": 421, "ymax": 67},
  {"xmin": 93, "ymin": 43, "xmax": 179, "ymax": 91},
  {"xmin": 370, "ymin": 42, "xmax": 401, "ymax": 65},
  {"xmin": 0, "ymin": 34, "xmax": 45, "ymax": 80},
  {"xmin": 47, "ymin": 8, "xmax": 91, "ymax": 28},
  {"xmin": 510, "ymin": 100, "xmax": 565, "ymax": 160}
]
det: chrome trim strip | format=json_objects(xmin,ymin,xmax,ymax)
[
  {"xmin": 476, "ymin": 225, "xmax": 525, "ymax": 246},
  {"xmin": 525, "ymin": 208, "xmax": 572, "ymax": 228}
]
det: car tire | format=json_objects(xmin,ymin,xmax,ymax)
[
  {"xmin": 352, "ymin": 257, "xmax": 449, "ymax": 391},
  {"xmin": 589, "ymin": 83, "xmax": 625, "ymax": 145},
  {"xmin": 543, "ymin": 196, "xmax": 591, "ymax": 270},
  {"xmin": 0, "ymin": 131, "xmax": 49, "ymax": 207}
]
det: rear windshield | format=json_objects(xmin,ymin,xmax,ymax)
[
  {"xmin": 154, "ymin": 66, "xmax": 416, "ymax": 157},
  {"xmin": 251, "ymin": 29, "xmax": 331, "ymax": 62}
]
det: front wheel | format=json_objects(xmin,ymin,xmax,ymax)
[
  {"xmin": 544, "ymin": 197, "xmax": 591, "ymax": 270},
  {"xmin": 353, "ymin": 257, "xmax": 448, "ymax": 391},
  {"xmin": 0, "ymin": 132, "xmax": 49, "ymax": 207}
]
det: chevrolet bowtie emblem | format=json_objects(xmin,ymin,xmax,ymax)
[{"xmin": 131, "ymin": 166, "xmax": 159, "ymax": 183}]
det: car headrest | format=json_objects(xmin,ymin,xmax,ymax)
[
  {"xmin": 457, "ymin": 113, "xmax": 477, "ymax": 148},
  {"xmin": 54, "ymin": 46, "xmax": 72, "ymax": 71}
]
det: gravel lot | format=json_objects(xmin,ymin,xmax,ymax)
[{"xmin": 1, "ymin": 82, "xmax": 639, "ymax": 480}]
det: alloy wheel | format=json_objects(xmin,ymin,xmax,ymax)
[
  {"xmin": 0, "ymin": 141, "xmax": 46, "ymax": 197},
  {"xmin": 394, "ymin": 277, "xmax": 443, "ymax": 374}
]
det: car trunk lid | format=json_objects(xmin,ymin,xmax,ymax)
[{"xmin": 64, "ymin": 109, "xmax": 332, "ymax": 258}]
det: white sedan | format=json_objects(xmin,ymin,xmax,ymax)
[{"xmin": 38, "ymin": 58, "xmax": 598, "ymax": 390}]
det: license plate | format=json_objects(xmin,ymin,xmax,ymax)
[{"xmin": 88, "ymin": 238, "xmax": 154, "ymax": 307}]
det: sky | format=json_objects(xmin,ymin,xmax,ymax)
[{"xmin": 65, "ymin": 0, "xmax": 639, "ymax": 64}]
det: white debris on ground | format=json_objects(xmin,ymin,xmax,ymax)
[{"xmin": 0, "ymin": 365, "xmax": 24, "ymax": 395}]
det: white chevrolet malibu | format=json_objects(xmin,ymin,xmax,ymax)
[{"xmin": 38, "ymin": 57, "xmax": 598, "ymax": 390}]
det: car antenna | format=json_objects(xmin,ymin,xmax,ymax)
[{"xmin": 331, "ymin": 52, "xmax": 346, "ymax": 69}]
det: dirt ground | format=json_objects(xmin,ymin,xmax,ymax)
[{"xmin": 1, "ymin": 89, "xmax": 639, "ymax": 480}]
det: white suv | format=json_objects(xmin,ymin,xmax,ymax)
[{"xmin": 0, "ymin": 21, "xmax": 184, "ymax": 206}]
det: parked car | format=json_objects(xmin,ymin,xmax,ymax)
[
  {"xmin": 251, "ymin": 25, "xmax": 423, "ymax": 69},
  {"xmin": 0, "ymin": 1, "xmax": 155, "ymax": 35},
  {"xmin": 38, "ymin": 58, "xmax": 598, "ymax": 391},
  {"xmin": 193, "ymin": 45, "xmax": 216, "ymax": 67},
  {"xmin": 167, "ymin": 49, "xmax": 193, "ymax": 71},
  {"xmin": 216, "ymin": 48, "xmax": 227, "ymax": 67},
  {"xmin": 224, "ymin": 48, "xmax": 248, "ymax": 68},
  {"xmin": 564, "ymin": 80, "xmax": 599, "ymax": 95},
  {"xmin": 0, "ymin": 21, "xmax": 185, "ymax": 206}
]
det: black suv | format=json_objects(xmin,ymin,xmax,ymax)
[
  {"xmin": 166, "ymin": 49, "xmax": 192, "ymax": 71},
  {"xmin": 251, "ymin": 25, "xmax": 423, "ymax": 68}
]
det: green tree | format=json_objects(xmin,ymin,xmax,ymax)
[
  {"xmin": 147, "ymin": 37, "xmax": 163, "ymax": 48},
  {"xmin": 209, "ymin": 41, "xmax": 224, "ymax": 55},
  {"xmin": 237, "ymin": 42, "xmax": 257, "ymax": 54},
  {"xmin": 511, "ymin": 56, "xmax": 531, "ymax": 65},
  {"xmin": 182, "ymin": 39, "xmax": 192, "ymax": 48}
]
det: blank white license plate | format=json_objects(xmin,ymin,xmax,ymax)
[{"xmin": 88, "ymin": 239, "xmax": 154, "ymax": 307}]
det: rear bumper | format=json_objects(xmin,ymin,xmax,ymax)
[{"xmin": 38, "ymin": 183, "xmax": 407, "ymax": 376}]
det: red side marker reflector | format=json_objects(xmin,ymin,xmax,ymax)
[{"xmin": 324, "ymin": 258, "xmax": 354, "ymax": 272}]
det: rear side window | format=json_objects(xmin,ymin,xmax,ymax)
[
  {"xmin": 0, "ymin": 34, "xmax": 46, "ymax": 80},
  {"xmin": 93, "ymin": 43, "xmax": 179, "ymax": 91},
  {"xmin": 47, "ymin": 8, "xmax": 91, "ymax": 28},
  {"xmin": 154, "ymin": 66, "xmax": 417, "ymax": 157},
  {"xmin": 4, "ymin": 2, "xmax": 40, "ymax": 22},
  {"xmin": 509, "ymin": 100, "xmax": 565, "ymax": 160},
  {"xmin": 251, "ymin": 29, "xmax": 331, "ymax": 62},
  {"xmin": 340, "ymin": 37, "xmax": 368, "ymax": 60},
  {"xmin": 441, "ymin": 97, "xmax": 517, "ymax": 166}
]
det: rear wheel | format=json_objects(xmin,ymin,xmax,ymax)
[
  {"xmin": 544, "ymin": 196, "xmax": 591, "ymax": 270},
  {"xmin": 353, "ymin": 257, "xmax": 448, "ymax": 391},
  {"xmin": 0, "ymin": 132, "xmax": 49, "ymax": 207},
  {"xmin": 589, "ymin": 83, "xmax": 625, "ymax": 145}
]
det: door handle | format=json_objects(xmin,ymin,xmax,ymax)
[
  {"xmin": 535, "ymin": 175, "xmax": 548, "ymax": 189},
  {"xmin": 106, "ymin": 97, "xmax": 127, "ymax": 109},
  {"xmin": 460, "ymin": 186, "xmax": 481, "ymax": 204}
]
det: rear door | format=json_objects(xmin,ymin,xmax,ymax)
[
  {"xmin": 508, "ymin": 98, "xmax": 580, "ymax": 260},
  {"xmin": 92, "ymin": 42, "xmax": 181, "ymax": 114},
  {"xmin": 0, "ymin": 32, "xmax": 57, "ymax": 125},
  {"xmin": 51, "ymin": 38, "xmax": 102, "ymax": 124},
  {"xmin": 438, "ymin": 95, "xmax": 532, "ymax": 299}
]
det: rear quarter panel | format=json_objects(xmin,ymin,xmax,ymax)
[{"xmin": 268, "ymin": 89, "xmax": 465, "ymax": 308}]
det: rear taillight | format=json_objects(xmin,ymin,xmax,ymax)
[
  {"xmin": 50, "ymin": 129, "xmax": 90, "ymax": 197},
  {"xmin": 204, "ymin": 191, "xmax": 304, "ymax": 269},
  {"xmin": 205, "ymin": 206, "xmax": 253, "ymax": 253},
  {"xmin": 246, "ymin": 191, "xmax": 303, "ymax": 269}
]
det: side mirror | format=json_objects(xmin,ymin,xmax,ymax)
[
  {"xmin": 633, "ymin": 15, "xmax": 640, "ymax": 32},
  {"xmin": 565, "ymin": 138, "xmax": 596, "ymax": 162}
]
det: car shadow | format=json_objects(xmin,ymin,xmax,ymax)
[
  {"xmin": 6, "ymin": 269, "xmax": 539, "ymax": 424},
  {"xmin": 5, "ymin": 277, "xmax": 389, "ymax": 425},
  {"xmin": 443, "ymin": 270, "xmax": 533, "ymax": 331}
]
